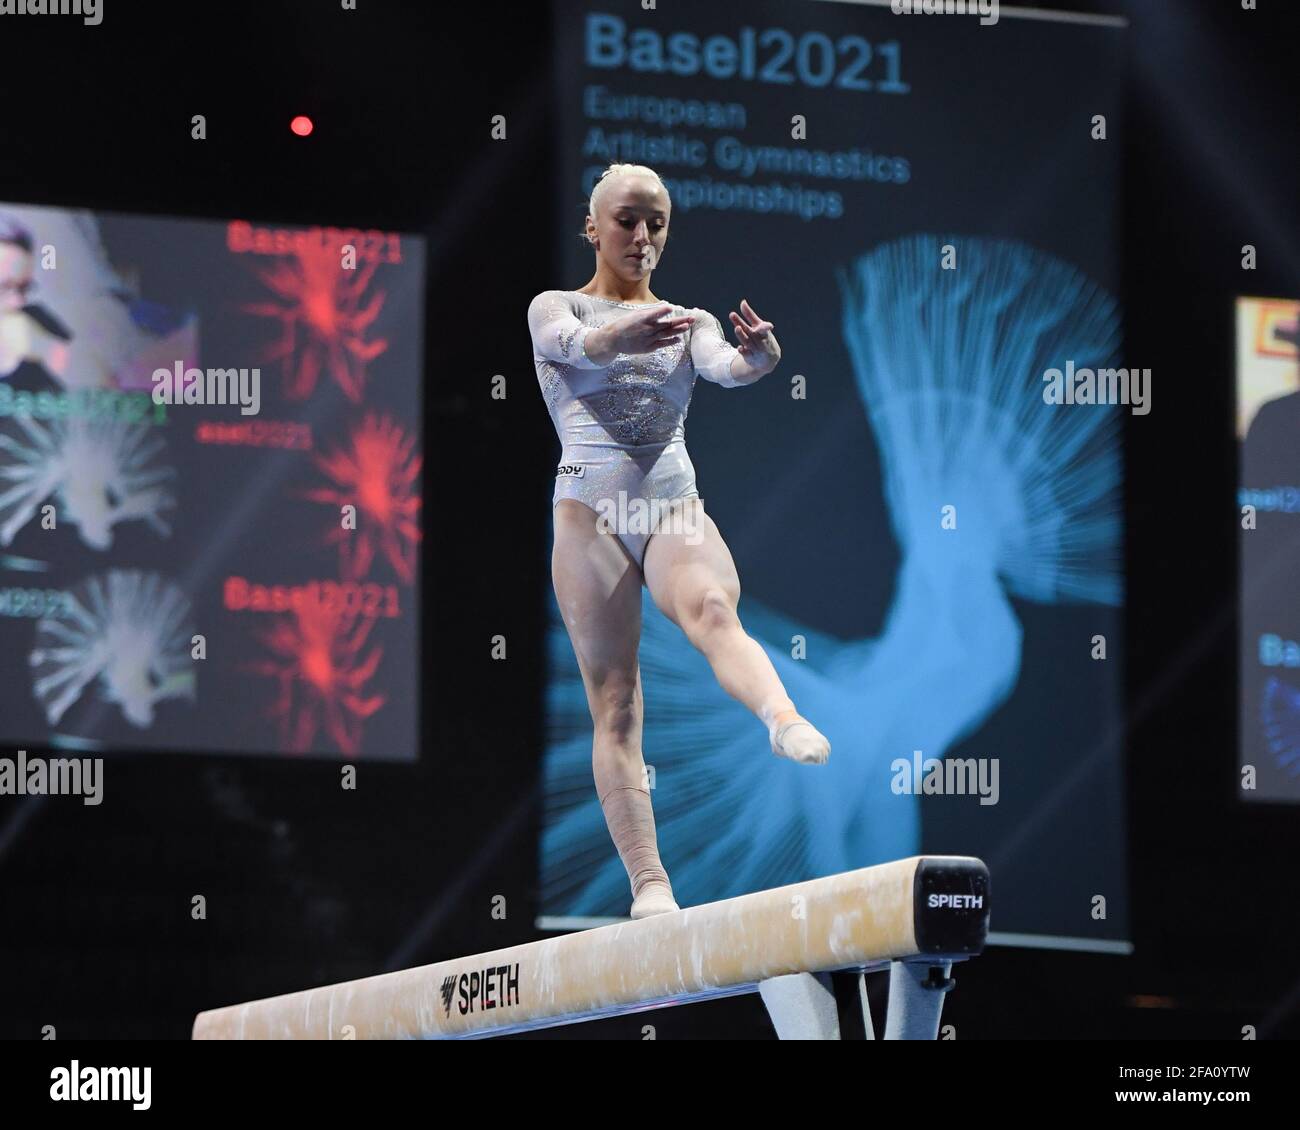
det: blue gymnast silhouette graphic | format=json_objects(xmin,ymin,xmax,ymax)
[{"xmin": 540, "ymin": 235, "xmax": 1124, "ymax": 917}]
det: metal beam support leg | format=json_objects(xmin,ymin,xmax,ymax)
[
  {"xmin": 759, "ymin": 970, "xmax": 875, "ymax": 1040},
  {"xmin": 882, "ymin": 960, "xmax": 955, "ymax": 1040}
]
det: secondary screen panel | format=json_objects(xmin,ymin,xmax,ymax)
[
  {"xmin": 1238, "ymin": 295, "xmax": 1300, "ymax": 802},
  {"xmin": 0, "ymin": 203, "xmax": 423, "ymax": 760}
]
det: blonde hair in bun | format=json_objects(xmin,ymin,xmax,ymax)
[{"xmin": 582, "ymin": 163, "xmax": 670, "ymax": 241}]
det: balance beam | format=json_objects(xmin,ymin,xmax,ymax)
[{"xmin": 193, "ymin": 854, "xmax": 988, "ymax": 1040}]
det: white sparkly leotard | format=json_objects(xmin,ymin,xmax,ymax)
[{"xmin": 528, "ymin": 289, "xmax": 743, "ymax": 567}]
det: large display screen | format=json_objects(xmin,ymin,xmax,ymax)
[
  {"xmin": 538, "ymin": 0, "xmax": 1129, "ymax": 946},
  {"xmin": 0, "ymin": 203, "xmax": 423, "ymax": 759}
]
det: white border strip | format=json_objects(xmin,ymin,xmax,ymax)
[
  {"xmin": 986, "ymin": 930, "xmax": 1133, "ymax": 954},
  {"xmin": 813, "ymin": 0, "xmax": 1128, "ymax": 29}
]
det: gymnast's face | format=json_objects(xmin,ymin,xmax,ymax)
[
  {"xmin": 0, "ymin": 242, "xmax": 34, "ymax": 313},
  {"xmin": 588, "ymin": 176, "xmax": 670, "ymax": 282}
]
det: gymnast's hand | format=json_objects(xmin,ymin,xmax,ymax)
[
  {"xmin": 729, "ymin": 299, "xmax": 780, "ymax": 375},
  {"xmin": 587, "ymin": 303, "xmax": 694, "ymax": 363}
]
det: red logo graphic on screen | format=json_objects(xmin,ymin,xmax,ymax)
[
  {"xmin": 304, "ymin": 414, "xmax": 422, "ymax": 583},
  {"xmin": 242, "ymin": 240, "xmax": 389, "ymax": 401},
  {"xmin": 246, "ymin": 593, "xmax": 386, "ymax": 755}
]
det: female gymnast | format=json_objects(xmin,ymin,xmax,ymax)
[{"xmin": 527, "ymin": 163, "xmax": 830, "ymax": 919}]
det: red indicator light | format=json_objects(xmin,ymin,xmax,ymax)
[{"xmin": 290, "ymin": 115, "xmax": 314, "ymax": 137}]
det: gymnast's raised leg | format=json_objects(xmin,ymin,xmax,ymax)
[{"xmin": 642, "ymin": 498, "xmax": 830, "ymax": 765}]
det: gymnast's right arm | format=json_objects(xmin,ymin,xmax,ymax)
[
  {"xmin": 527, "ymin": 291, "xmax": 611, "ymax": 368},
  {"xmin": 527, "ymin": 291, "xmax": 608, "ymax": 366},
  {"xmin": 527, "ymin": 291, "xmax": 692, "ymax": 368}
]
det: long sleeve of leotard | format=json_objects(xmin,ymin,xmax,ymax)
[
  {"xmin": 527, "ymin": 290, "xmax": 604, "ymax": 369},
  {"xmin": 690, "ymin": 309, "xmax": 744, "ymax": 388}
]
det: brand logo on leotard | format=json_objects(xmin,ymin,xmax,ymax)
[{"xmin": 556, "ymin": 464, "xmax": 585, "ymax": 477}]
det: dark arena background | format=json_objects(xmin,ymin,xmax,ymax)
[{"xmin": 0, "ymin": 0, "xmax": 1296, "ymax": 1109}]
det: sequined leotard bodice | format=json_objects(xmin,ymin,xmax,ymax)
[{"xmin": 528, "ymin": 289, "xmax": 742, "ymax": 566}]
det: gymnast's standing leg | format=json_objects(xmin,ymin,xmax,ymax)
[{"xmin": 551, "ymin": 497, "xmax": 679, "ymax": 919}]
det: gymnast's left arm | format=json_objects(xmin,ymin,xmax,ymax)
[{"xmin": 691, "ymin": 298, "xmax": 781, "ymax": 388}]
